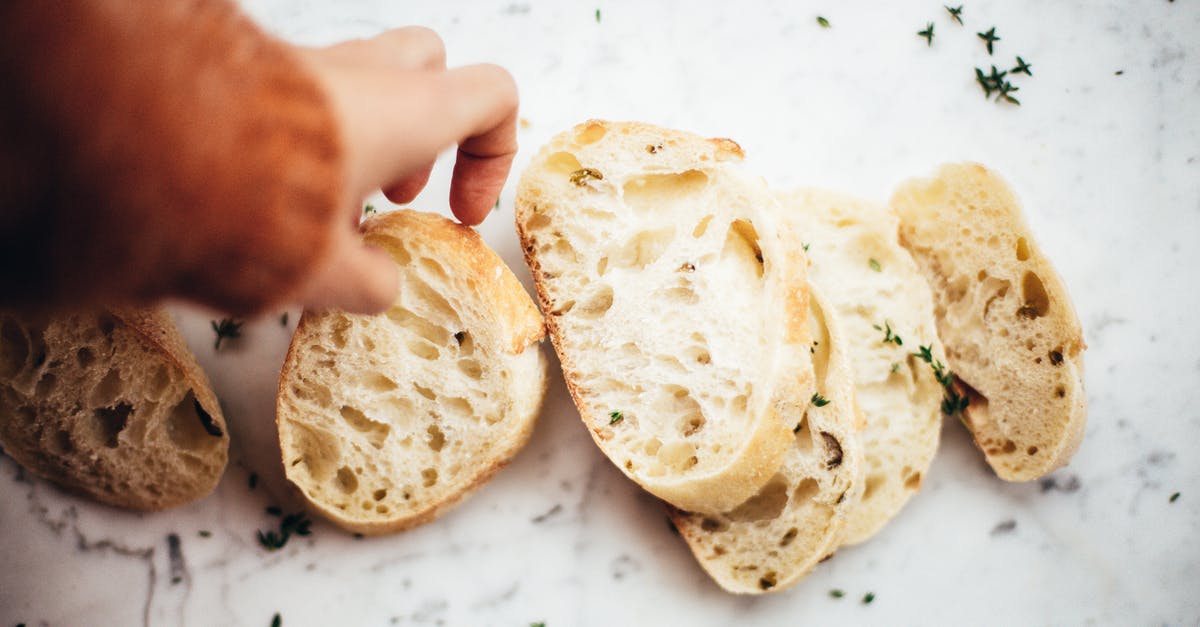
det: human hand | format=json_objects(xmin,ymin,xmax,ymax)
[{"xmin": 293, "ymin": 27, "xmax": 519, "ymax": 314}]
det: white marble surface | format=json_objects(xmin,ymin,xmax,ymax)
[{"xmin": 3, "ymin": 1, "xmax": 1199, "ymax": 625}]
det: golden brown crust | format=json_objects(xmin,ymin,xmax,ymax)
[{"xmin": 0, "ymin": 0, "xmax": 343, "ymax": 315}]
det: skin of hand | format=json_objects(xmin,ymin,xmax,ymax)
[{"xmin": 291, "ymin": 27, "xmax": 519, "ymax": 315}]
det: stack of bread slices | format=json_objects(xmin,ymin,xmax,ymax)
[
  {"xmin": 514, "ymin": 120, "xmax": 1086, "ymax": 593},
  {"xmin": 0, "ymin": 119, "xmax": 1085, "ymax": 596}
]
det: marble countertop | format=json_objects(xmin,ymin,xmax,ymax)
[{"xmin": 3, "ymin": 1, "xmax": 1198, "ymax": 625}]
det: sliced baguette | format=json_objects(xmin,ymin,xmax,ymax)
[
  {"xmin": 668, "ymin": 287, "xmax": 863, "ymax": 594},
  {"xmin": 890, "ymin": 163, "xmax": 1086, "ymax": 481},
  {"xmin": 0, "ymin": 308, "xmax": 228, "ymax": 510},
  {"xmin": 276, "ymin": 210, "xmax": 547, "ymax": 534},
  {"xmin": 779, "ymin": 188, "xmax": 946, "ymax": 545},
  {"xmin": 515, "ymin": 120, "xmax": 813, "ymax": 514}
]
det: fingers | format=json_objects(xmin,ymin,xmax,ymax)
[
  {"xmin": 298, "ymin": 228, "xmax": 398, "ymax": 314},
  {"xmin": 323, "ymin": 26, "xmax": 446, "ymax": 71},
  {"xmin": 307, "ymin": 36, "xmax": 519, "ymax": 225},
  {"xmin": 382, "ymin": 161, "xmax": 434, "ymax": 204}
]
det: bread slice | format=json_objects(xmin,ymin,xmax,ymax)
[
  {"xmin": 779, "ymin": 189, "xmax": 946, "ymax": 545},
  {"xmin": 0, "ymin": 308, "xmax": 228, "ymax": 510},
  {"xmin": 890, "ymin": 163, "xmax": 1086, "ymax": 481},
  {"xmin": 515, "ymin": 120, "xmax": 813, "ymax": 514},
  {"xmin": 668, "ymin": 287, "xmax": 863, "ymax": 594},
  {"xmin": 276, "ymin": 209, "xmax": 547, "ymax": 534}
]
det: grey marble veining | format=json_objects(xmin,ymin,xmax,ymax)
[{"xmin": 2, "ymin": 1, "xmax": 1199, "ymax": 625}]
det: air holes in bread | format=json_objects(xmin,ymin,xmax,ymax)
[
  {"xmin": 1018, "ymin": 271, "xmax": 1050, "ymax": 319},
  {"xmin": 93, "ymin": 402, "xmax": 132, "ymax": 448},
  {"xmin": 903, "ymin": 471, "xmax": 922, "ymax": 490},
  {"xmin": 338, "ymin": 405, "xmax": 390, "ymax": 449},
  {"xmin": 721, "ymin": 220, "xmax": 764, "ymax": 278},
  {"xmin": 545, "ymin": 151, "xmax": 583, "ymax": 175},
  {"xmin": 426, "ymin": 424, "xmax": 446, "ymax": 452},
  {"xmin": 336, "ymin": 466, "xmax": 358, "ymax": 494},
  {"xmin": 623, "ymin": 170, "xmax": 709, "ymax": 214},
  {"xmin": 779, "ymin": 527, "xmax": 799, "ymax": 547},
  {"xmin": 792, "ymin": 477, "xmax": 819, "ymax": 503},
  {"xmin": 613, "ymin": 228, "xmax": 674, "ymax": 269},
  {"xmin": 727, "ymin": 474, "xmax": 789, "ymax": 522},
  {"xmin": 421, "ymin": 468, "xmax": 438, "ymax": 487},
  {"xmin": 700, "ymin": 517, "xmax": 728, "ymax": 532},
  {"xmin": 693, "ymin": 215, "xmax": 715, "ymax": 238},
  {"xmin": 576, "ymin": 285, "xmax": 614, "ymax": 319},
  {"xmin": 373, "ymin": 488, "xmax": 387, "ymax": 501},
  {"xmin": 388, "ymin": 307, "xmax": 451, "ymax": 346},
  {"xmin": 575, "ymin": 121, "xmax": 607, "ymax": 145},
  {"xmin": 820, "ymin": 432, "xmax": 843, "ymax": 469},
  {"xmin": 759, "ymin": 573, "xmax": 777, "ymax": 591},
  {"xmin": 1015, "ymin": 237, "xmax": 1030, "ymax": 261},
  {"xmin": 657, "ymin": 440, "xmax": 697, "ymax": 472},
  {"xmin": 862, "ymin": 474, "xmax": 885, "ymax": 501},
  {"xmin": 457, "ymin": 359, "xmax": 483, "ymax": 379},
  {"xmin": 167, "ymin": 392, "xmax": 218, "ymax": 451}
]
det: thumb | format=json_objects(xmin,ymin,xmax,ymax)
[{"xmin": 297, "ymin": 228, "xmax": 398, "ymax": 314}]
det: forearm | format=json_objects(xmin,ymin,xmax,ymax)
[{"xmin": 0, "ymin": 0, "xmax": 344, "ymax": 314}]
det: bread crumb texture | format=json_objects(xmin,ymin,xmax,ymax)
[
  {"xmin": 0, "ymin": 309, "xmax": 227, "ymax": 510},
  {"xmin": 780, "ymin": 189, "xmax": 943, "ymax": 545},
  {"xmin": 515, "ymin": 120, "xmax": 811, "ymax": 514},
  {"xmin": 891, "ymin": 163, "xmax": 1086, "ymax": 481},
  {"xmin": 277, "ymin": 210, "xmax": 546, "ymax": 534}
]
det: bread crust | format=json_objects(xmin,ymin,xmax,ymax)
[
  {"xmin": 891, "ymin": 163, "xmax": 1086, "ymax": 481},
  {"xmin": 276, "ymin": 209, "xmax": 546, "ymax": 534}
]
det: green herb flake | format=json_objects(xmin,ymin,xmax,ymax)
[
  {"xmin": 811, "ymin": 392, "xmax": 831, "ymax": 408},
  {"xmin": 531, "ymin": 623, "xmax": 547, "ymax": 627},
  {"xmin": 280, "ymin": 312, "xmax": 289, "ymax": 327},
  {"xmin": 869, "ymin": 258, "xmax": 882, "ymax": 272},
  {"xmin": 494, "ymin": 197, "xmax": 501, "ymax": 211},
  {"xmin": 803, "ymin": 242, "xmax": 812, "ymax": 252},
  {"xmin": 609, "ymin": 410, "xmax": 624, "ymax": 425},
  {"xmin": 829, "ymin": 589, "xmax": 845, "ymax": 598},
  {"xmin": 363, "ymin": 203, "xmax": 376, "ymax": 217},
  {"xmin": 1170, "ymin": 492, "xmax": 1181, "ymax": 503},
  {"xmin": 1011, "ymin": 56, "xmax": 1033, "ymax": 76},
  {"xmin": 271, "ymin": 613, "xmax": 282, "ymax": 627},
  {"xmin": 862, "ymin": 591, "xmax": 876, "ymax": 605},
  {"xmin": 817, "ymin": 16, "xmax": 831, "ymax": 28},
  {"xmin": 595, "ymin": 8, "xmax": 601, "ymax": 22},
  {"xmin": 210, "ymin": 318, "xmax": 243, "ymax": 351},
  {"xmin": 977, "ymin": 27, "xmax": 1000, "ymax": 55},
  {"xmin": 257, "ymin": 511, "xmax": 313, "ymax": 551},
  {"xmin": 198, "ymin": 530, "xmax": 212, "ymax": 538},
  {"xmin": 945, "ymin": 5, "xmax": 964, "ymax": 24},
  {"xmin": 890, "ymin": 362, "xmax": 901, "ymax": 374},
  {"xmin": 917, "ymin": 22, "xmax": 935, "ymax": 46},
  {"xmin": 569, "ymin": 168, "xmax": 603, "ymax": 186},
  {"xmin": 873, "ymin": 321, "xmax": 903, "ymax": 346}
]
